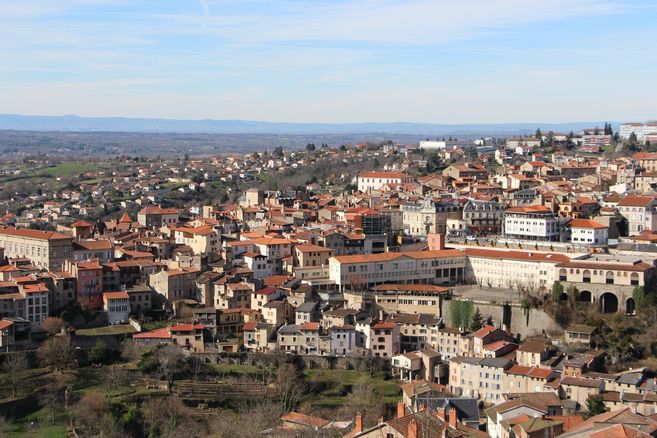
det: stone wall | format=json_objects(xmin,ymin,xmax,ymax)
[
  {"xmin": 441, "ymin": 298, "xmax": 564, "ymax": 339},
  {"xmin": 194, "ymin": 351, "xmax": 391, "ymax": 373}
]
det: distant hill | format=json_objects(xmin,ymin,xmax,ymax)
[{"xmin": 0, "ymin": 114, "xmax": 615, "ymax": 137}]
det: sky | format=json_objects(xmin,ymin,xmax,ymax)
[{"xmin": 0, "ymin": 0, "xmax": 656, "ymax": 124}]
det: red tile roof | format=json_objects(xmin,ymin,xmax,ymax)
[
  {"xmin": 618, "ymin": 195, "xmax": 657, "ymax": 207},
  {"xmin": 103, "ymin": 291, "xmax": 129, "ymax": 300},
  {"xmin": 300, "ymin": 322, "xmax": 320, "ymax": 331},
  {"xmin": 169, "ymin": 323, "xmax": 204, "ymax": 332},
  {"xmin": 281, "ymin": 411, "xmax": 330, "ymax": 428},
  {"xmin": 472, "ymin": 325, "xmax": 498, "ymax": 338},
  {"xmin": 0, "ymin": 226, "xmax": 72, "ymax": 241},
  {"xmin": 359, "ymin": 171, "xmax": 412, "ymax": 179},
  {"xmin": 133, "ymin": 327, "xmax": 171, "ymax": 339},
  {"xmin": 570, "ymin": 219, "xmax": 608, "ymax": 229},
  {"xmin": 372, "ymin": 322, "xmax": 398, "ymax": 330}
]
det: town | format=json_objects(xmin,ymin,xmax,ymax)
[{"xmin": 1, "ymin": 121, "xmax": 657, "ymax": 436}]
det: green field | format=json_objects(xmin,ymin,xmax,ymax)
[
  {"xmin": 75, "ymin": 325, "xmax": 136, "ymax": 336},
  {"xmin": 36, "ymin": 163, "xmax": 101, "ymax": 178}
]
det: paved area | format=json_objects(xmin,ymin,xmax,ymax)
[{"xmin": 452, "ymin": 285, "xmax": 524, "ymax": 304}]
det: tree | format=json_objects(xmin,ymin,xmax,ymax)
[
  {"xmin": 272, "ymin": 147, "xmax": 284, "ymax": 158},
  {"xmin": 120, "ymin": 338, "xmax": 141, "ymax": 363},
  {"xmin": 345, "ymin": 378, "xmax": 385, "ymax": 428},
  {"xmin": 156, "ymin": 346, "xmax": 184, "ymax": 393},
  {"xmin": 2, "ymin": 351, "xmax": 28, "ymax": 398},
  {"xmin": 583, "ymin": 395, "xmax": 606, "ymax": 419},
  {"xmin": 305, "ymin": 143, "xmax": 316, "ymax": 152},
  {"xmin": 276, "ymin": 363, "xmax": 306, "ymax": 412},
  {"xmin": 470, "ymin": 308, "xmax": 484, "ymax": 331},
  {"xmin": 103, "ymin": 367, "xmax": 131, "ymax": 398},
  {"xmin": 41, "ymin": 317, "xmax": 64, "ymax": 336},
  {"xmin": 38, "ymin": 336, "xmax": 75, "ymax": 371},
  {"xmin": 632, "ymin": 286, "xmax": 646, "ymax": 310},
  {"xmin": 41, "ymin": 383, "xmax": 66, "ymax": 426},
  {"xmin": 74, "ymin": 391, "xmax": 110, "ymax": 435},
  {"xmin": 142, "ymin": 395, "xmax": 189, "ymax": 437},
  {"xmin": 425, "ymin": 152, "xmax": 442, "ymax": 173},
  {"xmin": 88, "ymin": 339, "xmax": 111, "ymax": 364},
  {"xmin": 551, "ymin": 281, "xmax": 564, "ymax": 303},
  {"xmin": 629, "ymin": 132, "xmax": 638, "ymax": 145},
  {"xmin": 535, "ymin": 128, "xmax": 542, "ymax": 139}
]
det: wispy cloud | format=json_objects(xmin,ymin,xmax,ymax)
[{"xmin": 0, "ymin": 0, "xmax": 654, "ymax": 123}]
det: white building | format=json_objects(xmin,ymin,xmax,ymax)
[
  {"xmin": 569, "ymin": 219, "xmax": 608, "ymax": 245},
  {"xmin": 419, "ymin": 140, "xmax": 447, "ymax": 150},
  {"xmin": 617, "ymin": 195, "xmax": 657, "ymax": 235},
  {"xmin": 357, "ymin": 171, "xmax": 416, "ymax": 192},
  {"xmin": 504, "ymin": 206, "xmax": 559, "ymax": 241},
  {"xmin": 103, "ymin": 291, "xmax": 131, "ymax": 324},
  {"xmin": 464, "ymin": 248, "xmax": 569, "ymax": 290},
  {"xmin": 24, "ymin": 285, "xmax": 50, "ymax": 327},
  {"xmin": 328, "ymin": 325, "xmax": 356, "ymax": 356},
  {"xmin": 328, "ymin": 249, "xmax": 467, "ymax": 290},
  {"xmin": 620, "ymin": 123, "xmax": 657, "ymax": 143},
  {"xmin": 171, "ymin": 225, "xmax": 221, "ymax": 255}
]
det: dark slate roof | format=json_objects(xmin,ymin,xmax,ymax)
[{"xmin": 296, "ymin": 301, "xmax": 319, "ymax": 312}]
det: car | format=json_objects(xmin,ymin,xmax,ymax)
[{"xmin": 465, "ymin": 235, "xmax": 477, "ymax": 242}]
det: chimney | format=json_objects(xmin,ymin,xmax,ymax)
[
  {"xmin": 428, "ymin": 233, "xmax": 446, "ymax": 251},
  {"xmin": 448, "ymin": 408, "xmax": 457, "ymax": 429},
  {"xmin": 408, "ymin": 419, "xmax": 418, "ymax": 438},
  {"xmin": 354, "ymin": 412, "xmax": 363, "ymax": 433},
  {"xmin": 437, "ymin": 407, "xmax": 446, "ymax": 421},
  {"xmin": 397, "ymin": 400, "xmax": 406, "ymax": 418}
]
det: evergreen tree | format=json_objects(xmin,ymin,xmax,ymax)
[
  {"xmin": 470, "ymin": 308, "xmax": 484, "ymax": 331},
  {"xmin": 583, "ymin": 395, "xmax": 607, "ymax": 419},
  {"xmin": 535, "ymin": 128, "xmax": 542, "ymax": 139}
]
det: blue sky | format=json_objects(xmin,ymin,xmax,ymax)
[{"xmin": 0, "ymin": 0, "xmax": 656, "ymax": 123}]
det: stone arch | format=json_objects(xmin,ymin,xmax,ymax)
[
  {"xmin": 626, "ymin": 297, "xmax": 636, "ymax": 316},
  {"xmin": 578, "ymin": 290, "xmax": 592, "ymax": 303},
  {"xmin": 560, "ymin": 292, "xmax": 569, "ymax": 302},
  {"xmin": 600, "ymin": 292, "xmax": 619, "ymax": 313}
]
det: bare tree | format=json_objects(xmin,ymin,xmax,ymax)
[
  {"xmin": 73, "ymin": 391, "xmax": 110, "ymax": 435},
  {"xmin": 142, "ymin": 396, "xmax": 190, "ymax": 437},
  {"xmin": 38, "ymin": 336, "xmax": 75, "ymax": 372},
  {"xmin": 98, "ymin": 413, "xmax": 127, "ymax": 438},
  {"xmin": 156, "ymin": 346, "xmax": 184, "ymax": 393},
  {"xmin": 276, "ymin": 363, "xmax": 306, "ymax": 412},
  {"xmin": 41, "ymin": 383, "xmax": 66, "ymax": 426},
  {"xmin": 506, "ymin": 278, "xmax": 515, "ymax": 292},
  {"xmin": 2, "ymin": 351, "xmax": 28, "ymax": 398},
  {"xmin": 348, "ymin": 273, "xmax": 369, "ymax": 293},
  {"xmin": 40, "ymin": 317, "xmax": 64, "ymax": 336},
  {"xmin": 344, "ymin": 378, "xmax": 385, "ymax": 428},
  {"xmin": 120, "ymin": 338, "xmax": 141, "ymax": 363},
  {"xmin": 190, "ymin": 356, "xmax": 204, "ymax": 381},
  {"xmin": 209, "ymin": 401, "xmax": 282, "ymax": 438},
  {"xmin": 103, "ymin": 366, "xmax": 130, "ymax": 398}
]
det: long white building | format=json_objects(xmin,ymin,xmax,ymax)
[
  {"xmin": 357, "ymin": 171, "xmax": 416, "ymax": 192},
  {"xmin": 620, "ymin": 123, "xmax": 657, "ymax": 143},
  {"xmin": 328, "ymin": 249, "xmax": 466, "ymax": 290},
  {"xmin": 464, "ymin": 248, "xmax": 570, "ymax": 290}
]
